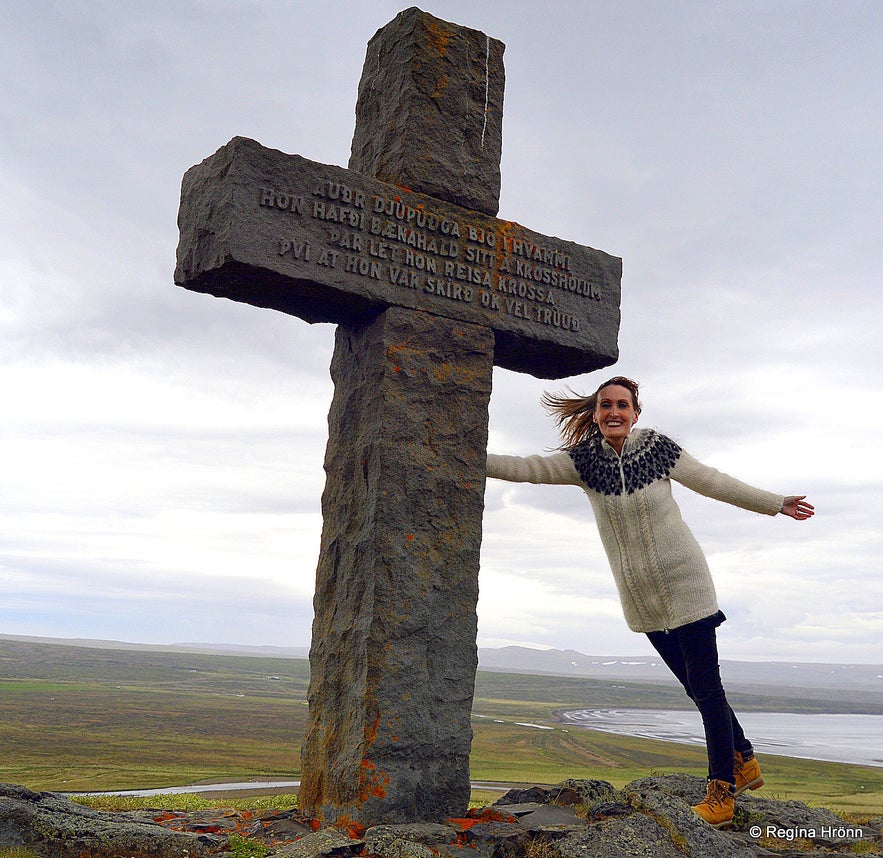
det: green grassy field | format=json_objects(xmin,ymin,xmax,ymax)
[{"xmin": 0, "ymin": 638, "xmax": 880, "ymax": 816}]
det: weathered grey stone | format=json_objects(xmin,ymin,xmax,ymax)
[
  {"xmin": 175, "ymin": 136, "xmax": 621, "ymax": 379},
  {"xmin": 492, "ymin": 803, "xmax": 546, "ymax": 817},
  {"xmin": 549, "ymin": 779, "xmax": 618, "ymax": 807},
  {"xmin": 581, "ymin": 800, "xmax": 633, "ymax": 821},
  {"xmin": 298, "ymin": 308, "xmax": 494, "ymax": 825},
  {"xmin": 625, "ymin": 773, "xmax": 876, "ymax": 851},
  {"xmin": 624, "ymin": 776, "xmax": 754, "ymax": 858},
  {"xmin": 624, "ymin": 772, "xmax": 707, "ymax": 804},
  {"xmin": 0, "ymin": 783, "xmax": 224, "ymax": 857},
  {"xmin": 364, "ymin": 821, "xmax": 459, "ymax": 855},
  {"xmin": 515, "ymin": 804, "xmax": 585, "ymax": 832},
  {"xmin": 349, "ymin": 7, "xmax": 505, "ymax": 216},
  {"xmin": 736, "ymin": 792, "xmax": 875, "ymax": 848},
  {"xmin": 494, "ymin": 787, "xmax": 555, "ymax": 806},
  {"xmin": 435, "ymin": 845, "xmax": 487, "ymax": 858},
  {"xmin": 361, "ymin": 832, "xmax": 438, "ymax": 858},
  {"xmin": 241, "ymin": 808, "xmax": 315, "ymax": 843},
  {"xmin": 460, "ymin": 819, "xmax": 528, "ymax": 856},
  {"xmin": 3, "ymin": 779, "xmax": 876, "ymax": 858},
  {"xmin": 366, "ymin": 822, "xmax": 459, "ymax": 844},
  {"xmin": 268, "ymin": 827, "xmax": 362, "ymax": 858},
  {"xmin": 556, "ymin": 811, "xmax": 686, "ymax": 858}
]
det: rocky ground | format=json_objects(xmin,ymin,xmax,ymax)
[{"xmin": 1, "ymin": 776, "xmax": 881, "ymax": 858}]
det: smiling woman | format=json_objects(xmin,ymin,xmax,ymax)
[{"xmin": 485, "ymin": 375, "xmax": 814, "ymax": 829}]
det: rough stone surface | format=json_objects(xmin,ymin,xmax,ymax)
[
  {"xmin": 493, "ymin": 780, "xmax": 616, "ymax": 810},
  {"xmin": 624, "ymin": 776, "xmax": 751, "ymax": 858},
  {"xmin": 175, "ymin": 136, "xmax": 621, "ymax": 379},
  {"xmin": 494, "ymin": 787, "xmax": 552, "ymax": 806},
  {"xmin": 513, "ymin": 805, "xmax": 583, "ymax": 832},
  {"xmin": 550, "ymin": 779, "xmax": 618, "ymax": 807},
  {"xmin": 269, "ymin": 828, "xmax": 363, "ymax": 858},
  {"xmin": 555, "ymin": 811, "xmax": 686, "ymax": 858},
  {"xmin": 298, "ymin": 307, "xmax": 494, "ymax": 825},
  {"xmin": 241, "ymin": 808, "xmax": 316, "ymax": 843},
  {"xmin": 492, "ymin": 803, "xmax": 546, "ymax": 817},
  {"xmin": 0, "ymin": 783, "xmax": 224, "ymax": 857},
  {"xmin": 736, "ymin": 793, "xmax": 876, "ymax": 848},
  {"xmin": 627, "ymin": 773, "xmax": 876, "ymax": 849},
  {"xmin": 459, "ymin": 818, "xmax": 527, "ymax": 851},
  {"xmin": 363, "ymin": 822, "xmax": 457, "ymax": 858},
  {"xmin": 362, "ymin": 831, "xmax": 437, "ymax": 858},
  {"xmin": 349, "ymin": 7, "xmax": 505, "ymax": 217},
  {"xmin": 2, "ymin": 778, "xmax": 880, "ymax": 858}
]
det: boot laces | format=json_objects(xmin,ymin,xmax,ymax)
[{"xmin": 705, "ymin": 779, "xmax": 732, "ymax": 808}]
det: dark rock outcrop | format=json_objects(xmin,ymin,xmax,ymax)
[
  {"xmin": 0, "ymin": 783, "xmax": 225, "ymax": 857},
  {"xmin": 2, "ymin": 777, "xmax": 879, "ymax": 858}
]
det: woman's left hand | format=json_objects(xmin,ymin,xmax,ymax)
[{"xmin": 781, "ymin": 495, "xmax": 815, "ymax": 520}]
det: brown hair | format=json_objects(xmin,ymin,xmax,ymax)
[{"xmin": 541, "ymin": 376, "xmax": 641, "ymax": 448}]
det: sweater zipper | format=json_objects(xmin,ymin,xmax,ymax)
[{"xmin": 617, "ymin": 442, "xmax": 670, "ymax": 635}]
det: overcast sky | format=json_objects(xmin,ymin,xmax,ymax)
[{"xmin": 1, "ymin": 1, "xmax": 880, "ymax": 665}]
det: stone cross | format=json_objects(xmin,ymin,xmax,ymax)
[{"xmin": 175, "ymin": 7, "xmax": 621, "ymax": 827}]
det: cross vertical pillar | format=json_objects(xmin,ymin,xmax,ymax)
[
  {"xmin": 300, "ymin": 308, "xmax": 493, "ymax": 823},
  {"xmin": 299, "ymin": 8, "xmax": 505, "ymax": 824}
]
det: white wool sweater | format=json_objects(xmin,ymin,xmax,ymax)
[{"xmin": 486, "ymin": 428, "xmax": 784, "ymax": 633}]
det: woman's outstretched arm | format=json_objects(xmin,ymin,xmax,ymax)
[{"xmin": 486, "ymin": 451, "xmax": 582, "ymax": 486}]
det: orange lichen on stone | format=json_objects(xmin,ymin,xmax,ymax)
[
  {"xmin": 365, "ymin": 715, "xmax": 381, "ymax": 742},
  {"xmin": 425, "ymin": 18, "xmax": 453, "ymax": 57},
  {"xmin": 359, "ymin": 756, "xmax": 391, "ymax": 800},
  {"xmin": 333, "ymin": 814, "xmax": 367, "ymax": 839},
  {"xmin": 494, "ymin": 219, "xmax": 519, "ymax": 264},
  {"xmin": 152, "ymin": 812, "xmax": 179, "ymax": 823}
]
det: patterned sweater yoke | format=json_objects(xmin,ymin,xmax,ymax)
[{"xmin": 568, "ymin": 430, "xmax": 682, "ymax": 495}]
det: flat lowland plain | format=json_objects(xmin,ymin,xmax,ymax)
[{"xmin": 0, "ymin": 638, "xmax": 880, "ymax": 815}]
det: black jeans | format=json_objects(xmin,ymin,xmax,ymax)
[{"xmin": 646, "ymin": 612, "xmax": 753, "ymax": 786}]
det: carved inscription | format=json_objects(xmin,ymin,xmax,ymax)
[{"xmin": 260, "ymin": 179, "xmax": 603, "ymax": 334}]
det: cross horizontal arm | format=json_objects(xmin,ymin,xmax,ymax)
[{"xmin": 175, "ymin": 136, "xmax": 621, "ymax": 379}]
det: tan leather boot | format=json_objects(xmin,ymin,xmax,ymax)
[
  {"xmin": 692, "ymin": 778, "xmax": 735, "ymax": 829},
  {"xmin": 734, "ymin": 750, "xmax": 764, "ymax": 796}
]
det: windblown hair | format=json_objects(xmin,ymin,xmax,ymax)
[{"xmin": 541, "ymin": 376, "xmax": 642, "ymax": 448}]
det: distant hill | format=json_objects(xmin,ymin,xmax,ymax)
[
  {"xmin": 477, "ymin": 645, "xmax": 883, "ymax": 699},
  {"xmin": 0, "ymin": 634, "xmax": 310, "ymax": 660},
  {"xmin": 2, "ymin": 634, "xmax": 879, "ymax": 702}
]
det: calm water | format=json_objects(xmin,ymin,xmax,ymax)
[
  {"xmin": 560, "ymin": 708, "xmax": 883, "ymax": 768},
  {"xmin": 69, "ymin": 711, "xmax": 881, "ymax": 798}
]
